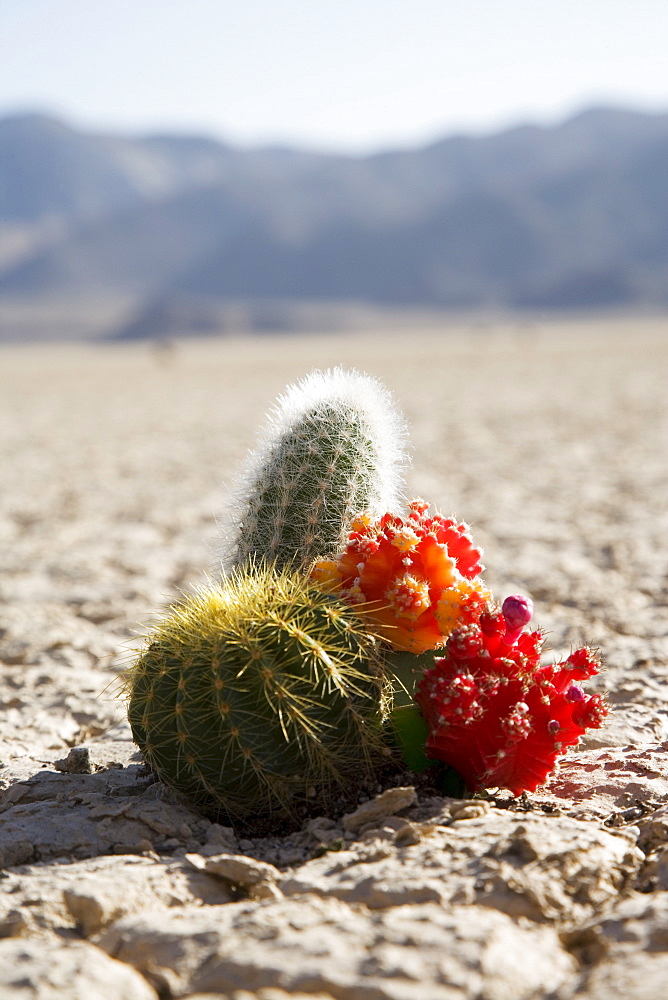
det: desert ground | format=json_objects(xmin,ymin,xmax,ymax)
[{"xmin": 1, "ymin": 316, "xmax": 667, "ymax": 999}]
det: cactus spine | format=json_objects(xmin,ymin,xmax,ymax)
[
  {"xmin": 219, "ymin": 367, "xmax": 408, "ymax": 571},
  {"xmin": 127, "ymin": 563, "xmax": 390, "ymax": 822}
]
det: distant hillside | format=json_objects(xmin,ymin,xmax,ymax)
[{"xmin": 1, "ymin": 106, "xmax": 668, "ymax": 336}]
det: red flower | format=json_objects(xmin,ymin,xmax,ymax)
[
  {"xmin": 415, "ymin": 601, "xmax": 607, "ymax": 794},
  {"xmin": 311, "ymin": 499, "xmax": 490, "ymax": 653}
]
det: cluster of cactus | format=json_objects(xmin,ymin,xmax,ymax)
[
  {"xmin": 127, "ymin": 368, "xmax": 405, "ymax": 822},
  {"xmin": 312, "ymin": 509, "xmax": 608, "ymax": 794},
  {"xmin": 127, "ymin": 365, "xmax": 608, "ymax": 821}
]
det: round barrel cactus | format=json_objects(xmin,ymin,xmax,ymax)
[{"xmin": 126, "ymin": 563, "xmax": 391, "ymax": 822}]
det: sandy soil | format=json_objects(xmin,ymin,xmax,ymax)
[{"xmin": 1, "ymin": 316, "xmax": 668, "ymax": 998}]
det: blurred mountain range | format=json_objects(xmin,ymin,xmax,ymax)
[{"xmin": 1, "ymin": 106, "xmax": 667, "ymax": 338}]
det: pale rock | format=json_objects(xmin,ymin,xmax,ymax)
[
  {"xmin": 391, "ymin": 820, "xmax": 424, "ymax": 847},
  {"xmin": 232, "ymin": 993, "xmax": 336, "ymax": 1000},
  {"xmin": 0, "ymin": 938, "xmax": 157, "ymax": 999},
  {"xmin": 185, "ymin": 852, "xmax": 281, "ymax": 886},
  {"xmin": 0, "ymin": 908, "xmax": 29, "ymax": 938},
  {"xmin": 577, "ymin": 890, "xmax": 668, "ymax": 952},
  {"xmin": 579, "ymin": 703, "xmax": 668, "ymax": 748},
  {"xmin": 199, "ymin": 822, "xmax": 238, "ymax": 855},
  {"xmin": 248, "ymin": 880, "xmax": 284, "ymax": 901},
  {"xmin": 98, "ymin": 895, "xmax": 576, "ymax": 999},
  {"xmin": 342, "ymin": 786, "xmax": 417, "ymax": 833},
  {"xmin": 635, "ymin": 845, "xmax": 668, "ymax": 892},
  {"xmin": 562, "ymin": 892, "xmax": 668, "ymax": 997},
  {"xmin": 358, "ymin": 815, "xmax": 418, "ymax": 844},
  {"xmin": 636, "ymin": 803, "xmax": 668, "ymax": 853},
  {"xmin": 450, "ymin": 800, "xmax": 491, "ymax": 821},
  {"xmin": 0, "ymin": 854, "xmax": 232, "ymax": 937},
  {"xmin": 534, "ymin": 742, "xmax": 668, "ymax": 820},
  {"xmin": 570, "ymin": 952, "xmax": 668, "ymax": 1000},
  {"xmin": 306, "ymin": 815, "xmax": 341, "ymax": 844},
  {"xmin": 54, "ymin": 745, "xmax": 93, "ymax": 773},
  {"xmin": 0, "ymin": 745, "xmax": 217, "ymax": 865},
  {"xmin": 281, "ymin": 811, "xmax": 641, "ymax": 922}
]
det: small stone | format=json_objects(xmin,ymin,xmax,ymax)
[
  {"xmin": 637, "ymin": 804, "xmax": 668, "ymax": 854},
  {"xmin": 0, "ymin": 909, "xmax": 28, "ymax": 939},
  {"xmin": 64, "ymin": 886, "xmax": 119, "ymax": 937},
  {"xmin": 343, "ymin": 786, "xmax": 417, "ymax": 833},
  {"xmin": 54, "ymin": 746, "xmax": 93, "ymax": 774},
  {"xmin": 393, "ymin": 822, "xmax": 422, "ymax": 847},
  {"xmin": 200, "ymin": 823, "xmax": 238, "ymax": 856},
  {"xmin": 249, "ymin": 881, "xmax": 284, "ymax": 901},
  {"xmin": 578, "ymin": 951, "xmax": 668, "ymax": 1000},
  {"xmin": 306, "ymin": 816, "xmax": 339, "ymax": 843},
  {"xmin": 450, "ymin": 800, "xmax": 491, "ymax": 821},
  {"xmin": 185, "ymin": 853, "xmax": 281, "ymax": 887}
]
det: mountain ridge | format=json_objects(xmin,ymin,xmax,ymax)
[{"xmin": 1, "ymin": 105, "xmax": 667, "ymax": 336}]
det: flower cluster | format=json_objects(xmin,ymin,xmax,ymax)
[
  {"xmin": 312, "ymin": 499, "xmax": 491, "ymax": 653},
  {"xmin": 415, "ymin": 596, "xmax": 608, "ymax": 795}
]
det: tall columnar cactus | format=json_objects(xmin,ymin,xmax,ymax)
[
  {"xmin": 127, "ymin": 563, "xmax": 391, "ymax": 821},
  {"xmin": 219, "ymin": 367, "xmax": 408, "ymax": 571}
]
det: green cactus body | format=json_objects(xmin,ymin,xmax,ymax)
[
  {"xmin": 221, "ymin": 367, "xmax": 407, "ymax": 571},
  {"xmin": 127, "ymin": 563, "xmax": 391, "ymax": 822}
]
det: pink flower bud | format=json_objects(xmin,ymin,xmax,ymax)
[{"xmin": 502, "ymin": 594, "xmax": 534, "ymax": 631}]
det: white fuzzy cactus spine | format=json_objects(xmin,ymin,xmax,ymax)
[{"xmin": 219, "ymin": 367, "xmax": 409, "ymax": 571}]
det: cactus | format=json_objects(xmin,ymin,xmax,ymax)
[
  {"xmin": 312, "ymin": 499, "xmax": 491, "ymax": 654},
  {"xmin": 126, "ymin": 562, "xmax": 391, "ymax": 822},
  {"xmin": 219, "ymin": 367, "xmax": 408, "ymax": 572},
  {"xmin": 415, "ymin": 602, "xmax": 608, "ymax": 795}
]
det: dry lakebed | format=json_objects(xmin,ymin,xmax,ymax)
[{"xmin": 1, "ymin": 317, "xmax": 668, "ymax": 999}]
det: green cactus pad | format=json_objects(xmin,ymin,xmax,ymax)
[{"xmin": 126, "ymin": 563, "xmax": 392, "ymax": 822}]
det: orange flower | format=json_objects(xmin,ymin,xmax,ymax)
[{"xmin": 312, "ymin": 500, "xmax": 490, "ymax": 653}]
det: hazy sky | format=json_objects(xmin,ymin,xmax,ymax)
[{"xmin": 1, "ymin": 0, "xmax": 667, "ymax": 152}]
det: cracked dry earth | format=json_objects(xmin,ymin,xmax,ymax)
[{"xmin": 1, "ymin": 317, "xmax": 668, "ymax": 1000}]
